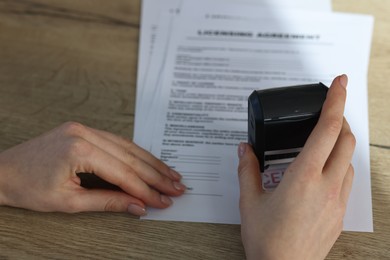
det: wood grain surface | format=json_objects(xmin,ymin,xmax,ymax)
[{"xmin": 0, "ymin": 0, "xmax": 389, "ymax": 259}]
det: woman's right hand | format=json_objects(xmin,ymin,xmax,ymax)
[{"xmin": 238, "ymin": 75, "xmax": 355, "ymax": 260}]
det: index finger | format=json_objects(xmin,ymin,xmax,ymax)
[
  {"xmin": 297, "ymin": 75, "xmax": 348, "ymax": 170},
  {"xmin": 87, "ymin": 128, "xmax": 182, "ymax": 181},
  {"xmin": 70, "ymin": 139, "xmax": 173, "ymax": 208}
]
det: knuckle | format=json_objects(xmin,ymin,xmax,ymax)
[
  {"xmin": 147, "ymin": 173, "xmax": 165, "ymax": 187},
  {"xmin": 152, "ymin": 158, "xmax": 171, "ymax": 174},
  {"xmin": 237, "ymin": 157, "xmax": 259, "ymax": 178},
  {"xmin": 118, "ymin": 167, "xmax": 138, "ymax": 189},
  {"xmin": 65, "ymin": 137, "xmax": 93, "ymax": 158},
  {"xmin": 237, "ymin": 162, "xmax": 245, "ymax": 177},
  {"xmin": 160, "ymin": 164, "xmax": 173, "ymax": 178},
  {"xmin": 125, "ymin": 150, "xmax": 137, "ymax": 165},
  {"xmin": 104, "ymin": 197, "xmax": 123, "ymax": 212},
  {"xmin": 60, "ymin": 121, "xmax": 86, "ymax": 137},
  {"xmin": 237, "ymin": 163, "xmax": 250, "ymax": 179},
  {"xmin": 122, "ymin": 137, "xmax": 136, "ymax": 150},
  {"xmin": 343, "ymin": 131, "xmax": 356, "ymax": 150},
  {"xmin": 324, "ymin": 117, "xmax": 343, "ymax": 136}
]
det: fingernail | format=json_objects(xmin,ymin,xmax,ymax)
[
  {"xmin": 128, "ymin": 204, "xmax": 147, "ymax": 216},
  {"xmin": 339, "ymin": 74, "xmax": 348, "ymax": 89},
  {"xmin": 238, "ymin": 142, "xmax": 247, "ymax": 158},
  {"xmin": 160, "ymin": 195, "xmax": 173, "ymax": 206},
  {"xmin": 170, "ymin": 169, "xmax": 182, "ymax": 180},
  {"xmin": 173, "ymin": 181, "xmax": 186, "ymax": 191}
]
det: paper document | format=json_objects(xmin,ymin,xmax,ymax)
[
  {"xmin": 134, "ymin": 0, "xmax": 331, "ymax": 144},
  {"xmin": 135, "ymin": 0, "xmax": 373, "ymax": 232}
]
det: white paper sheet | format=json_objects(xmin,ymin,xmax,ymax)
[
  {"xmin": 134, "ymin": 0, "xmax": 332, "ymax": 145},
  {"xmin": 139, "ymin": 0, "xmax": 374, "ymax": 232}
]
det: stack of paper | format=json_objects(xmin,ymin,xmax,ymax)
[{"xmin": 134, "ymin": 0, "xmax": 374, "ymax": 232}]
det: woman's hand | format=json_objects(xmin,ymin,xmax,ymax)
[
  {"xmin": 0, "ymin": 122, "xmax": 186, "ymax": 216},
  {"xmin": 238, "ymin": 75, "xmax": 355, "ymax": 260}
]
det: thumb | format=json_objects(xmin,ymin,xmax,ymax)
[
  {"xmin": 237, "ymin": 143, "xmax": 263, "ymax": 209},
  {"xmin": 66, "ymin": 189, "xmax": 147, "ymax": 216}
]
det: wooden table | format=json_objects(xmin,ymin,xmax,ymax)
[{"xmin": 0, "ymin": 0, "xmax": 389, "ymax": 259}]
